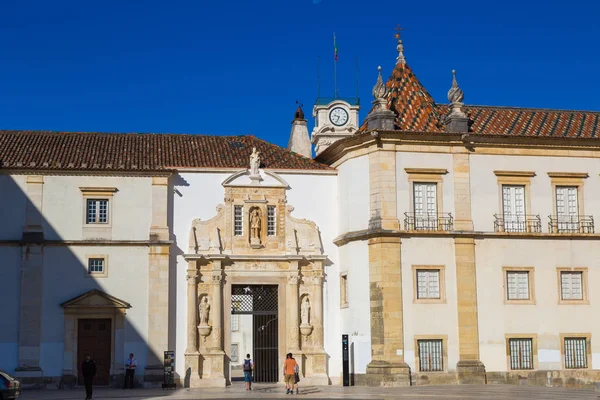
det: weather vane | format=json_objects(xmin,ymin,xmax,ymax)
[{"xmin": 394, "ymin": 24, "xmax": 404, "ymax": 40}]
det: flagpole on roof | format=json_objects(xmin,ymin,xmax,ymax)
[{"xmin": 333, "ymin": 32, "xmax": 337, "ymax": 98}]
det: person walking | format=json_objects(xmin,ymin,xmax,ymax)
[
  {"xmin": 282, "ymin": 353, "xmax": 298, "ymax": 395},
  {"xmin": 293, "ymin": 359, "xmax": 300, "ymax": 395},
  {"xmin": 124, "ymin": 353, "xmax": 137, "ymax": 389},
  {"xmin": 81, "ymin": 354, "xmax": 96, "ymax": 400},
  {"xmin": 243, "ymin": 353, "xmax": 254, "ymax": 391}
]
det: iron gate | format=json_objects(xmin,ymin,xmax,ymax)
[{"xmin": 231, "ymin": 285, "xmax": 278, "ymax": 383}]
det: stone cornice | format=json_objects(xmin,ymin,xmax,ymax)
[
  {"xmin": 316, "ymin": 130, "xmax": 600, "ymax": 166},
  {"xmin": 183, "ymin": 253, "xmax": 319, "ymax": 262},
  {"xmin": 333, "ymin": 228, "xmax": 600, "ymax": 247},
  {"xmin": 493, "ymin": 170, "xmax": 536, "ymax": 177},
  {"xmin": 0, "ymin": 239, "xmax": 173, "ymax": 246},
  {"xmin": 0, "ymin": 169, "xmax": 173, "ymax": 177}
]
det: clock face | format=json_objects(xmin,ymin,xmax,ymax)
[{"xmin": 329, "ymin": 107, "xmax": 349, "ymax": 126}]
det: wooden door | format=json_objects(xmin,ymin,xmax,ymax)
[{"xmin": 78, "ymin": 319, "xmax": 112, "ymax": 385}]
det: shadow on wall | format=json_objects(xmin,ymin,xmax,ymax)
[{"xmin": 0, "ymin": 174, "xmax": 178, "ymax": 389}]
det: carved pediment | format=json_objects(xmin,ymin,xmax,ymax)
[
  {"xmin": 286, "ymin": 206, "xmax": 323, "ymax": 256},
  {"xmin": 60, "ymin": 289, "xmax": 131, "ymax": 309}
]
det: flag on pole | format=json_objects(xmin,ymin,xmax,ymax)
[{"xmin": 334, "ymin": 33, "xmax": 338, "ymax": 62}]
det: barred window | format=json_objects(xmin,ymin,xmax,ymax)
[
  {"xmin": 564, "ymin": 337, "xmax": 588, "ymax": 369},
  {"xmin": 508, "ymin": 338, "xmax": 533, "ymax": 370},
  {"xmin": 234, "ymin": 206, "xmax": 243, "ymax": 236},
  {"xmin": 86, "ymin": 199, "xmax": 109, "ymax": 224},
  {"xmin": 507, "ymin": 271, "xmax": 529, "ymax": 300},
  {"xmin": 88, "ymin": 258, "xmax": 105, "ymax": 274},
  {"xmin": 417, "ymin": 339, "xmax": 443, "ymax": 372},
  {"xmin": 561, "ymin": 272, "xmax": 583, "ymax": 300},
  {"xmin": 416, "ymin": 269, "xmax": 440, "ymax": 299},
  {"xmin": 267, "ymin": 205, "xmax": 276, "ymax": 236}
]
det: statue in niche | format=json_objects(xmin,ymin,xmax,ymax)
[
  {"xmin": 300, "ymin": 297, "xmax": 311, "ymax": 326},
  {"xmin": 250, "ymin": 208, "xmax": 262, "ymax": 245},
  {"xmin": 249, "ymin": 147, "xmax": 260, "ymax": 176},
  {"xmin": 199, "ymin": 296, "xmax": 210, "ymax": 326}
]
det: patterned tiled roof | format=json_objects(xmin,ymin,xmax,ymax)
[
  {"xmin": 366, "ymin": 61, "xmax": 600, "ymax": 138},
  {"xmin": 0, "ymin": 130, "xmax": 332, "ymax": 171}
]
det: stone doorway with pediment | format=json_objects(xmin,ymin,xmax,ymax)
[
  {"xmin": 60, "ymin": 289, "xmax": 131, "ymax": 388},
  {"xmin": 182, "ymin": 159, "xmax": 330, "ymax": 387}
]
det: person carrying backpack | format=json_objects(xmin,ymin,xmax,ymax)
[{"xmin": 243, "ymin": 354, "xmax": 254, "ymax": 391}]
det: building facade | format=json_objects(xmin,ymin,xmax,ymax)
[{"xmin": 2, "ymin": 34, "xmax": 600, "ymax": 390}]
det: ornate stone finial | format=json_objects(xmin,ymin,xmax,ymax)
[
  {"xmin": 447, "ymin": 70, "xmax": 464, "ymax": 104},
  {"xmin": 394, "ymin": 24, "xmax": 406, "ymax": 65},
  {"xmin": 445, "ymin": 70, "xmax": 468, "ymax": 132},
  {"xmin": 372, "ymin": 66, "xmax": 387, "ymax": 100}
]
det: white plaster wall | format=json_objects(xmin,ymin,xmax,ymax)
[
  {"xmin": 470, "ymin": 154, "xmax": 600, "ymax": 232},
  {"xmin": 0, "ymin": 174, "xmax": 27, "ymax": 240},
  {"xmin": 0, "ymin": 247, "xmax": 20, "ymax": 373},
  {"xmin": 476, "ymin": 238, "xmax": 600, "ymax": 371},
  {"xmin": 230, "ymin": 315, "xmax": 252, "ymax": 366},
  {"xmin": 338, "ymin": 240, "xmax": 370, "ymax": 375},
  {"xmin": 172, "ymin": 171, "xmax": 340, "ymax": 379},
  {"xmin": 41, "ymin": 246, "xmax": 150, "ymax": 376},
  {"xmin": 401, "ymin": 238, "xmax": 459, "ymax": 372},
  {"xmin": 337, "ymin": 156, "xmax": 369, "ymax": 234},
  {"xmin": 41, "ymin": 176, "xmax": 153, "ymax": 241},
  {"xmin": 396, "ymin": 153, "xmax": 454, "ymax": 223}
]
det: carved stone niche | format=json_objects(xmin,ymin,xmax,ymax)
[{"xmin": 248, "ymin": 206, "xmax": 263, "ymax": 248}]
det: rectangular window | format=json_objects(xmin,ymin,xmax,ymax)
[
  {"xmin": 556, "ymin": 186, "xmax": 579, "ymax": 231},
  {"xmin": 564, "ymin": 337, "xmax": 587, "ymax": 369},
  {"xmin": 231, "ymin": 314, "xmax": 239, "ymax": 331},
  {"xmin": 340, "ymin": 273, "xmax": 348, "ymax": 307},
  {"xmin": 86, "ymin": 199, "xmax": 109, "ymax": 224},
  {"xmin": 417, "ymin": 339, "xmax": 443, "ymax": 372},
  {"xmin": 509, "ymin": 338, "xmax": 533, "ymax": 370},
  {"xmin": 506, "ymin": 271, "xmax": 530, "ymax": 300},
  {"xmin": 416, "ymin": 269, "xmax": 440, "ymax": 299},
  {"xmin": 561, "ymin": 271, "xmax": 583, "ymax": 300},
  {"xmin": 502, "ymin": 185, "xmax": 526, "ymax": 232},
  {"xmin": 231, "ymin": 343, "xmax": 239, "ymax": 363},
  {"xmin": 267, "ymin": 205, "xmax": 276, "ymax": 236},
  {"xmin": 88, "ymin": 258, "xmax": 105, "ymax": 274},
  {"xmin": 413, "ymin": 182, "xmax": 437, "ymax": 230},
  {"xmin": 234, "ymin": 206, "xmax": 243, "ymax": 236}
]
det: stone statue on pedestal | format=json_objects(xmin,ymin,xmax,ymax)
[
  {"xmin": 249, "ymin": 147, "xmax": 260, "ymax": 176},
  {"xmin": 199, "ymin": 296, "xmax": 210, "ymax": 326},
  {"xmin": 301, "ymin": 297, "xmax": 311, "ymax": 326},
  {"xmin": 250, "ymin": 209, "xmax": 262, "ymax": 246}
]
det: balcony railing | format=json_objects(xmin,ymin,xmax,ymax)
[
  {"xmin": 404, "ymin": 212, "xmax": 453, "ymax": 232},
  {"xmin": 493, "ymin": 214, "xmax": 542, "ymax": 233},
  {"xmin": 548, "ymin": 215, "xmax": 595, "ymax": 234}
]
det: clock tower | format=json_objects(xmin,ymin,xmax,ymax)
[{"xmin": 311, "ymin": 97, "xmax": 360, "ymax": 156}]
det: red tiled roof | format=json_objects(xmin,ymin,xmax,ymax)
[
  {"xmin": 0, "ymin": 131, "xmax": 332, "ymax": 171},
  {"xmin": 365, "ymin": 61, "xmax": 600, "ymax": 138}
]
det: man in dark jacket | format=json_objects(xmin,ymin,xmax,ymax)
[{"xmin": 81, "ymin": 354, "xmax": 97, "ymax": 400}]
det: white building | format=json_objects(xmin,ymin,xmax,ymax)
[{"xmin": 2, "ymin": 35, "xmax": 600, "ymax": 390}]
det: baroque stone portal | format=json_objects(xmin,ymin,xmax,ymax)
[{"xmin": 183, "ymin": 169, "xmax": 329, "ymax": 387}]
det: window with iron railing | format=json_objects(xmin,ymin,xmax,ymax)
[
  {"xmin": 417, "ymin": 339, "xmax": 443, "ymax": 372},
  {"xmin": 494, "ymin": 214, "xmax": 541, "ymax": 233},
  {"xmin": 508, "ymin": 338, "xmax": 533, "ymax": 370},
  {"xmin": 564, "ymin": 337, "xmax": 587, "ymax": 369}
]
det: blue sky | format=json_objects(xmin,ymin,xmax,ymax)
[{"xmin": 1, "ymin": 0, "xmax": 599, "ymax": 148}]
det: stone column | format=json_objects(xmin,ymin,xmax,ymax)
[
  {"xmin": 365, "ymin": 237, "xmax": 410, "ymax": 387},
  {"xmin": 301, "ymin": 260, "xmax": 328, "ymax": 385},
  {"xmin": 452, "ymin": 151, "xmax": 485, "ymax": 383},
  {"xmin": 184, "ymin": 262, "xmax": 200, "ymax": 388},
  {"xmin": 186, "ymin": 265, "xmax": 199, "ymax": 353},
  {"xmin": 287, "ymin": 260, "xmax": 301, "ymax": 354},
  {"xmin": 198, "ymin": 256, "xmax": 226, "ymax": 387},
  {"xmin": 144, "ymin": 176, "xmax": 171, "ymax": 385},
  {"xmin": 16, "ymin": 176, "xmax": 45, "ymax": 384}
]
